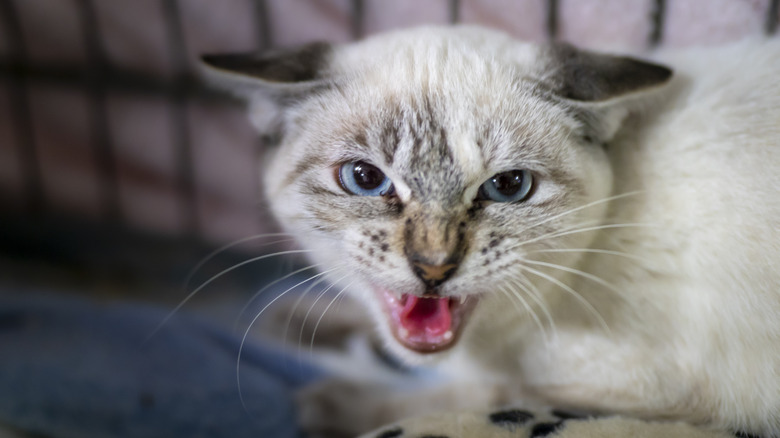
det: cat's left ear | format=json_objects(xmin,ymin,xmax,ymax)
[
  {"xmin": 200, "ymin": 42, "xmax": 333, "ymax": 133},
  {"xmin": 543, "ymin": 43, "xmax": 673, "ymax": 141}
]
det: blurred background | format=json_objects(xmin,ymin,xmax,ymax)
[
  {"xmin": 0, "ymin": 1, "xmax": 777, "ymax": 437},
  {"xmin": 0, "ymin": 0, "xmax": 776, "ymax": 302}
]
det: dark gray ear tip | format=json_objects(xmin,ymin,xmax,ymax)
[
  {"xmin": 200, "ymin": 54, "xmax": 220, "ymax": 65},
  {"xmin": 547, "ymin": 44, "xmax": 676, "ymax": 102},
  {"xmin": 200, "ymin": 53, "xmax": 224, "ymax": 67},
  {"xmin": 198, "ymin": 42, "xmax": 332, "ymax": 84},
  {"xmin": 630, "ymin": 58, "xmax": 674, "ymax": 84},
  {"xmin": 199, "ymin": 52, "xmax": 259, "ymax": 70}
]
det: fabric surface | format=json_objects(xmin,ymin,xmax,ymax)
[{"xmin": 0, "ymin": 292, "xmax": 324, "ymax": 438}]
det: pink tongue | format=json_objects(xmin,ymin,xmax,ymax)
[{"xmin": 399, "ymin": 295, "xmax": 452, "ymax": 337}]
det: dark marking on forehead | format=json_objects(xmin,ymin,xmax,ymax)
[
  {"xmin": 379, "ymin": 113, "xmax": 402, "ymax": 166},
  {"xmin": 363, "ymin": 95, "xmax": 464, "ymax": 202},
  {"xmin": 353, "ymin": 131, "xmax": 368, "ymax": 150}
]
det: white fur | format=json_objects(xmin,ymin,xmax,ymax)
[
  {"xmin": 217, "ymin": 26, "xmax": 780, "ymax": 437},
  {"xmin": 468, "ymin": 38, "xmax": 780, "ymax": 434}
]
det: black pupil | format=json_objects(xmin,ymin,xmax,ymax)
[
  {"xmin": 353, "ymin": 162, "xmax": 385, "ymax": 190},
  {"xmin": 492, "ymin": 170, "xmax": 524, "ymax": 196}
]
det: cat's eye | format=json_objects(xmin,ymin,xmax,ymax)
[
  {"xmin": 478, "ymin": 169, "xmax": 534, "ymax": 203},
  {"xmin": 338, "ymin": 161, "xmax": 394, "ymax": 196}
]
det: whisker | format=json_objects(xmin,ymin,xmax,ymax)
[
  {"xmin": 506, "ymin": 275, "xmax": 557, "ymax": 341},
  {"xmin": 297, "ymin": 271, "xmax": 352, "ymax": 359},
  {"xmin": 309, "ymin": 280, "xmax": 356, "ymax": 357},
  {"xmin": 522, "ymin": 259, "xmax": 623, "ymax": 297},
  {"xmin": 526, "ymin": 248, "xmax": 649, "ymax": 263},
  {"xmin": 233, "ymin": 263, "xmax": 325, "ymax": 333},
  {"xmin": 144, "ymin": 249, "xmax": 314, "ymax": 345},
  {"xmin": 184, "ymin": 233, "xmax": 297, "ymax": 290},
  {"xmin": 280, "ymin": 265, "xmax": 348, "ymax": 348},
  {"xmin": 498, "ymin": 283, "xmax": 548, "ymax": 343},
  {"xmin": 511, "ymin": 222, "xmax": 656, "ymax": 250},
  {"xmin": 236, "ymin": 266, "xmax": 341, "ymax": 412},
  {"xmin": 522, "ymin": 190, "xmax": 645, "ymax": 233},
  {"xmin": 519, "ymin": 264, "xmax": 611, "ymax": 335},
  {"xmin": 282, "ymin": 275, "xmax": 331, "ymax": 346},
  {"xmin": 508, "ymin": 218, "xmax": 602, "ymax": 251}
]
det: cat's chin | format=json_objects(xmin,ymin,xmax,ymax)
[{"xmin": 378, "ymin": 290, "xmax": 478, "ymax": 354}]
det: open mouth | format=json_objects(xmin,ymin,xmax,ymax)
[{"xmin": 380, "ymin": 291, "xmax": 478, "ymax": 353}]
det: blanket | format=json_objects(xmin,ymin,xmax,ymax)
[{"xmin": 0, "ymin": 292, "xmax": 325, "ymax": 438}]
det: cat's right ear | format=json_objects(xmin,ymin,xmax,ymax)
[{"xmin": 200, "ymin": 42, "xmax": 333, "ymax": 133}]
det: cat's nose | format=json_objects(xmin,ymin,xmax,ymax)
[{"xmin": 410, "ymin": 258, "xmax": 458, "ymax": 288}]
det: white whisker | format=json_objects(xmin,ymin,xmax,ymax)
[
  {"xmin": 309, "ymin": 280, "xmax": 356, "ymax": 357},
  {"xmin": 526, "ymin": 248, "xmax": 649, "ymax": 263},
  {"xmin": 523, "ymin": 191, "xmax": 644, "ymax": 233},
  {"xmin": 236, "ymin": 266, "xmax": 341, "ymax": 412},
  {"xmin": 297, "ymin": 271, "xmax": 352, "ymax": 358},
  {"xmin": 282, "ymin": 275, "xmax": 331, "ymax": 345},
  {"xmin": 519, "ymin": 264, "xmax": 611, "ymax": 335},
  {"xmin": 144, "ymin": 249, "xmax": 315, "ymax": 345},
  {"xmin": 507, "ymin": 275, "xmax": 557, "ymax": 341},
  {"xmin": 280, "ymin": 264, "xmax": 349, "ymax": 348},
  {"xmin": 523, "ymin": 259, "xmax": 623, "ymax": 297},
  {"xmin": 512, "ymin": 222, "xmax": 656, "ymax": 250},
  {"xmin": 508, "ymin": 218, "xmax": 602, "ymax": 251},
  {"xmin": 184, "ymin": 233, "xmax": 297, "ymax": 290},
  {"xmin": 498, "ymin": 283, "xmax": 548, "ymax": 343},
  {"xmin": 233, "ymin": 263, "xmax": 325, "ymax": 332}
]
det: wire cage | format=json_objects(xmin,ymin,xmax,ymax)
[
  {"xmin": 0, "ymin": 2, "xmax": 778, "ymax": 438},
  {"xmin": 0, "ymin": 0, "xmax": 777, "ymax": 294}
]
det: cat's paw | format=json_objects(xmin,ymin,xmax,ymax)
[{"xmin": 360, "ymin": 410, "xmax": 738, "ymax": 438}]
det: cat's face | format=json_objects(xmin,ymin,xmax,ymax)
[{"xmin": 203, "ymin": 26, "xmax": 671, "ymax": 362}]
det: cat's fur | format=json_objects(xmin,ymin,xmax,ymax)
[{"xmin": 203, "ymin": 26, "xmax": 780, "ymax": 437}]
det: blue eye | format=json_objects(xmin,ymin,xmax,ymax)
[
  {"xmin": 478, "ymin": 169, "xmax": 534, "ymax": 203},
  {"xmin": 338, "ymin": 161, "xmax": 394, "ymax": 196}
]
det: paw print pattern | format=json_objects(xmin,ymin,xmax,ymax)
[
  {"xmin": 488, "ymin": 409, "xmax": 535, "ymax": 427},
  {"xmin": 362, "ymin": 408, "xmax": 742, "ymax": 438},
  {"xmin": 375, "ymin": 427, "xmax": 404, "ymax": 438},
  {"xmin": 363, "ymin": 408, "xmax": 577, "ymax": 438}
]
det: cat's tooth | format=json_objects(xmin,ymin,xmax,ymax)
[
  {"xmin": 459, "ymin": 295, "xmax": 466, "ymax": 305},
  {"xmin": 443, "ymin": 331, "xmax": 453, "ymax": 341},
  {"xmin": 398, "ymin": 327, "xmax": 409, "ymax": 339}
]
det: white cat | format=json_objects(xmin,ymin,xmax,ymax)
[{"xmin": 203, "ymin": 26, "xmax": 780, "ymax": 438}]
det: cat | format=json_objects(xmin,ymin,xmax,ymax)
[{"xmin": 202, "ymin": 26, "xmax": 780, "ymax": 438}]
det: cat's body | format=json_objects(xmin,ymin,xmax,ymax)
[{"xmin": 203, "ymin": 27, "xmax": 780, "ymax": 437}]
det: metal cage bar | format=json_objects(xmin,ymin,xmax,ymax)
[
  {"xmin": 78, "ymin": 0, "xmax": 121, "ymax": 221},
  {"xmin": 768, "ymin": 0, "xmax": 779, "ymax": 35},
  {"xmin": 546, "ymin": 0, "xmax": 559, "ymax": 41},
  {"xmin": 351, "ymin": 0, "xmax": 364, "ymax": 40},
  {"xmin": 0, "ymin": 0, "xmax": 43, "ymax": 215},
  {"xmin": 649, "ymin": 0, "xmax": 667, "ymax": 47},
  {"xmin": 252, "ymin": 0, "xmax": 273, "ymax": 50},
  {"xmin": 162, "ymin": 0, "xmax": 199, "ymax": 236},
  {"xmin": 449, "ymin": 0, "xmax": 461, "ymax": 24}
]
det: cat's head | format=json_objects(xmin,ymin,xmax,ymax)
[{"xmin": 202, "ymin": 26, "xmax": 671, "ymax": 363}]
